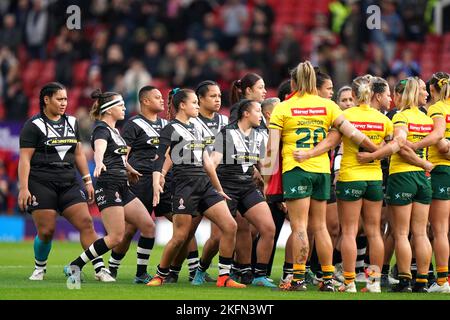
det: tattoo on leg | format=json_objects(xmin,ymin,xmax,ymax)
[{"xmin": 297, "ymin": 231, "xmax": 308, "ymax": 263}]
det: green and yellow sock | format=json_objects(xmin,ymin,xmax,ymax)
[
  {"xmin": 416, "ymin": 273, "xmax": 428, "ymax": 287},
  {"xmin": 344, "ymin": 271, "xmax": 356, "ymax": 285},
  {"xmin": 292, "ymin": 264, "xmax": 306, "ymax": 283},
  {"xmin": 321, "ymin": 265, "xmax": 334, "ymax": 280},
  {"xmin": 436, "ymin": 266, "xmax": 448, "ymax": 286}
]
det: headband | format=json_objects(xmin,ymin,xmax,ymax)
[{"xmin": 100, "ymin": 97, "xmax": 124, "ymax": 114}]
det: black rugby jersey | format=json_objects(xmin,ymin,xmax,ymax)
[
  {"xmin": 91, "ymin": 121, "xmax": 128, "ymax": 181},
  {"xmin": 190, "ymin": 113, "xmax": 228, "ymax": 152},
  {"xmin": 154, "ymin": 119, "xmax": 207, "ymax": 177},
  {"xmin": 214, "ymin": 122, "xmax": 265, "ymax": 182},
  {"xmin": 20, "ymin": 114, "xmax": 79, "ymax": 181},
  {"xmin": 122, "ymin": 115, "xmax": 169, "ymax": 174}
]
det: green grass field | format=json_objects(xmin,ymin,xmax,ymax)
[{"xmin": 0, "ymin": 241, "xmax": 449, "ymax": 300}]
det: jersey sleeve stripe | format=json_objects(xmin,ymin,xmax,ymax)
[
  {"xmin": 429, "ymin": 112, "xmax": 443, "ymax": 118},
  {"xmin": 269, "ymin": 123, "xmax": 283, "ymax": 129}
]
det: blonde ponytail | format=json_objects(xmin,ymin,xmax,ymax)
[
  {"xmin": 293, "ymin": 61, "xmax": 317, "ymax": 96},
  {"xmin": 352, "ymin": 75, "xmax": 373, "ymax": 105},
  {"xmin": 399, "ymin": 77, "xmax": 419, "ymax": 110}
]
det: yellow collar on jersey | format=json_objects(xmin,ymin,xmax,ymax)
[{"xmin": 358, "ymin": 104, "xmax": 371, "ymax": 110}]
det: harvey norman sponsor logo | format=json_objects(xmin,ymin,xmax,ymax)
[
  {"xmin": 291, "ymin": 107, "xmax": 327, "ymax": 116},
  {"xmin": 351, "ymin": 121, "xmax": 384, "ymax": 131},
  {"xmin": 446, "ymin": 115, "xmax": 450, "ymax": 123},
  {"xmin": 408, "ymin": 123, "xmax": 433, "ymax": 133}
]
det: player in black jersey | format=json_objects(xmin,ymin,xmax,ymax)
[
  {"xmin": 229, "ymin": 73, "xmax": 268, "ymax": 284},
  {"xmin": 192, "ymin": 99, "xmax": 276, "ymax": 288},
  {"xmin": 165, "ymin": 81, "xmax": 229, "ymax": 283},
  {"xmin": 65, "ymin": 89, "xmax": 155, "ymax": 285},
  {"xmin": 147, "ymin": 89, "xmax": 245, "ymax": 288},
  {"xmin": 18, "ymin": 82, "xmax": 113, "ymax": 282},
  {"xmin": 103, "ymin": 86, "xmax": 168, "ymax": 284}
]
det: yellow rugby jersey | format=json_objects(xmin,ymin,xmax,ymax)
[
  {"xmin": 389, "ymin": 106, "xmax": 433, "ymax": 175},
  {"xmin": 269, "ymin": 93, "xmax": 343, "ymax": 173},
  {"xmin": 427, "ymin": 99, "xmax": 450, "ymax": 167},
  {"xmin": 339, "ymin": 105, "xmax": 394, "ymax": 181}
]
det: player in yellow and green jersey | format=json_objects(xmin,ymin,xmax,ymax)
[
  {"xmin": 265, "ymin": 61, "xmax": 378, "ymax": 292},
  {"xmin": 412, "ymin": 72, "xmax": 450, "ymax": 293},
  {"xmin": 357, "ymin": 77, "xmax": 434, "ymax": 293},
  {"xmin": 335, "ymin": 76, "xmax": 393, "ymax": 293}
]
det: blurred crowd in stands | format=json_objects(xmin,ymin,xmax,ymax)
[{"xmin": 0, "ymin": 0, "xmax": 448, "ymax": 213}]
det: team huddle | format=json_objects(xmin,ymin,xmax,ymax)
[{"xmin": 17, "ymin": 60, "xmax": 450, "ymax": 293}]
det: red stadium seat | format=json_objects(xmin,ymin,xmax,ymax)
[
  {"xmin": 66, "ymin": 86, "xmax": 82, "ymax": 114},
  {"xmin": 22, "ymin": 60, "xmax": 45, "ymax": 97},
  {"xmin": 73, "ymin": 60, "xmax": 90, "ymax": 86},
  {"xmin": 150, "ymin": 78, "xmax": 168, "ymax": 89},
  {"xmin": 0, "ymin": 99, "xmax": 4, "ymax": 120},
  {"xmin": 38, "ymin": 60, "xmax": 56, "ymax": 85}
]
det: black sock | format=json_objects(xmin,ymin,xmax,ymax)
[
  {"xmin": 136, "ymin": 236, "xmax": 154, "ymax": 277},
  {"xmin": 231, "ymin": 262, "xmax": 244, "ymax": 276},
  {"xmin": 156, "ymin": 264, "xmax": 170, "ymax": 278},
  {"xmin": 332, "ymin": 248, "xmax": 342, "ymax": 265},
  {"xmin": 283, "ymin": 262, "xmax": 294, "ymax": 280},
  {"xmin": 169, "ymin": 265, "xmax": 181, "ymax": 277},
  {"xmin": 187, "ymin": 250, "xmax": 199, "ymax": 278},
  {"xmin": 198, "ymin": 259, "xmax": 210, "ymax": 273},
  {"xmin": 91, "ymin": 257, "xmax": 105, "ymax": 273},
  {"xmin": 254, "ymin": 263, "xmax": 268, "ymax": 278},
  {"xmin": 218, "ymin": 256, "xmax": 233, "ymax": 277},
  {"xmin": 382, "ymin": 264, "xmax": 390, "ymax": 275},
  {"xmin": 109, "ymin": 251, "xmax": 126, "ymax": 272},
  {"xmin": 356, "ymin": 235, "xmax": 367, "ymax": 273},
  {"xmin": 411, "ymin": 258, "xmax": 417, "ymax": 279},
  {"xmin": 71, "ymin": 238, "xmax": 110, "ymax": 270}
]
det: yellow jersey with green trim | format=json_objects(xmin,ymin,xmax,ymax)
[
  {"xmin": 427, "ymin": 99, "xmax": 450, "ymax": 167},
  {"xmin": 339, "ymin": 105, "xmax": 394, "ymax": 181},
  {"xmin": 389, "ymin": 106, "xmax": 433, "ymax": 175},
  {"xmin": 269, "ymin": 93, "xmax": 343, "ymax": 173}
]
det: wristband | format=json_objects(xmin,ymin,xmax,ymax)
[{"xmin": 84, "ymin": 180, "xmax": 93, "ymax": 185}]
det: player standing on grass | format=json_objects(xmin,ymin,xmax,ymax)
[
  {"xmin": 334, "ymin": 76, "xmax": 393, "ymax": 293},
  {"xmin": 64, "ymin": 89, "xmax": 156, "ymax": 284},
  {"xmin": 18, "ymin": 82, "xmax": 114, "ymax": 282},
  {"xmin": 165, "ymin": 81, "xmax": 228, "ymax": 284},
  {"xmin": 228, "ymin": 73, "xmax": 267, "ymax": 284},
  {"xmin": 357, "ymin": 77, "xmax": 434, "ymax": 292},
  {"xmin": 266, "ymin": 61, "xmax": 379, "ymax": 291},
  {"xmin": 146, "ymin": 89, "xmax": 244, "ymax": 288},
  {"xmin": 105, "ymin": 86, "xmax": 168, "ymax": 284},
  {"xmin": 192, "ymin": 99, "xmax": 276, "ymax": 288},
  {"xmin": 418, "ymin": 72, "xmax": 450, "ymax": 293}
]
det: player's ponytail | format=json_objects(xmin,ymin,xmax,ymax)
[
  {"xmin": 430, "ymin": 72, "xmax": 450, "ymax": 102},
  {"xmin": 230, "ymin": 73, "xmax": 262, "ymax": 105},
  {"xmin": 399, "ymin": 77, "xmax": 420, "ymax": 110},
  {"xmin": 170, "ymin": 88, "xmax": 195, "ymax": 114},
  {"xmin": 352, "ymin": 75, "xmax": 373, "ymax": 105},
  {"xmin": 293, "ymin": 61, "xmax": 317, "ymax": 96}
]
